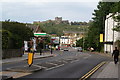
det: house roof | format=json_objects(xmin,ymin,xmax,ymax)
[
  {"xmin": 63, "ymin": 31, "xmax": 85, "ymax": 34},
  {"xmin": 26, "ymin": 24, "xmax": 42, "ymax": 33}
]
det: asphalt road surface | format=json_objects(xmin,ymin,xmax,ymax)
[{"xmin": 2, "ymin": 50, "xmax": 112, "ymax": 80}]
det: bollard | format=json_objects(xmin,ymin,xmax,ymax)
[{"xmin": 28, "ymin": 52, "xmax": 34, "ymax": 67}]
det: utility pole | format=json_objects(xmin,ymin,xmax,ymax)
[
  {"xmin": 83, "ymin": 36, "xmax": 84, "ymax": 51},
  {"xmin": 83, "ymin": 27, "xmax": 85, "ymax": 51}
]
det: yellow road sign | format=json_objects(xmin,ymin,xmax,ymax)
[
  {"xmin": 100, "ymin": 34, "xmax": 103, "ymax": 42},
  {"xmin": 28, "ymin": 53, "xmax": 34, "ymax": 66}
]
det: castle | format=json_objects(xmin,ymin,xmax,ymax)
[{"xmin": 33, "ymin": 17, "xmax": 69, "ymax": 24}]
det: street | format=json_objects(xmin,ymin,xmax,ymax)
[
  {"xmin": 1, "ymin": 1, "xmax": 120, "ymax": 80},
  {"xmin": 2, "ymin": 49, "xmax": 112, "ymax": 79}
]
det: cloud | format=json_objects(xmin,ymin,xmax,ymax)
[
  {"xmin": 1, "ymin": 2, "xmax": 98, "ymax": 23},
  {"xmin": 1, "ymin": 0, "xmax": 101, "ymax": 2}
]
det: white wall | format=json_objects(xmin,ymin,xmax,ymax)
[
  {"xmin": 104, "ymin": 13, "xmax": 120, "ymax": 53},
  {"xmin": 60, "ymin": 36, "xmax": 71, "ymax": 46}
]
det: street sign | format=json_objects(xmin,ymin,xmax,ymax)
[
  {"xmin": 28, "ymin": 53, "xmax": 34, "ymax": 67},
  {"xmin": 34, "ymin": 33, "xmax": 47, "ymax": 36},
  {"xmin": 51, "ymin": 37, "xmax": 60, "ymax": 44},
  {"xmin": 100, "ymin": 34, "xmax": 103, "ymax": 42}
]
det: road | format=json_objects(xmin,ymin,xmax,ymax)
[{"xmin": 2, "ymin": 50, "xmax": 112, "ymax": 79}]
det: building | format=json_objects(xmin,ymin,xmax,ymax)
[
  {"xmin": 61, "ymin": 31, "xmax": 84, "ymax": 47},
  {"xmin": 60, "ymin": 36, "xmax": 71, "ymax": 47},
  {"xmin": 104, "ymin": 13, "xmax": 120, "ymax": 53},
  {"xmin": 33, "ymin": 17, "xmax": 69, "ymax": 25},
  {"xmin": 55, "ymin": 17, "xmax": 62, "ymax": 24},
  {"xmin": 25, "ymin": 24, "xmax": 48, "ymax": 51}
]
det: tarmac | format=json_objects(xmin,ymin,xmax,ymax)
[
  {"xmin": 0, "ymin": 52, "xmax": 120, "ymax": 80},
  {"xmin": 0, "ymin": 52, "xmax": 54, "ymax": 80}
]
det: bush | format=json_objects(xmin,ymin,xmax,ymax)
[
  {"xmin": 2, "ymin": 30, "xmax": 12, "ymax": 49},
  {"xmin": 2, "ymin": 21, "xmax": 34, "ymax": 49}
]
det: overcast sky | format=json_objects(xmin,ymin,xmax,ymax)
[{"xmin": 0, "ymin": 0, "xmax": 100, "ymax": 23}]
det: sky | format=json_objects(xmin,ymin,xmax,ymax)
[{"xmin": 0, "ymin": 0, "xmax": 100, "ymax": 23}]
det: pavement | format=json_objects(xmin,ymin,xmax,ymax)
[
  {"xmin": 90, "ymin": 61, "xmax": 119, "ymax": 79},
  {"xmin": 1, "ymin": 51, "xmax": 54, "ymax": 64},
  {"xmin": 89, "ymin": 52, "xmax": 120, "ymax": 80}
]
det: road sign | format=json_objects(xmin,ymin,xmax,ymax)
[
  {"xmin": 100, "ymin": 34, "xmax": 103, "ymax": 42},
  {"xmin": 51, "ymin": 37, "xmax": 59, "ymax": 44},
  {"xmin": 28, "ymin": 53, "xmax": 34, "ymax": 67},
  {"xmin": 34, "ymin": 33, "xmax": 47, "ymax": 36}
]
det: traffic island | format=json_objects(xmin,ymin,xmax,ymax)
[
  {"xmin": 1, "ymin": 75, "xmax": 13, "ymax": 80},
  {"xmin": 6, "ymin": 65, "xmax": 43, "ymax": 73}
]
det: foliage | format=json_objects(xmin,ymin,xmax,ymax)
[
  {"xmin": 34, "ymin": 22, "xmax": 88, "ymax": 36},
  {"xmin": 76, "ymin": 38, "xmax": 83, "ymax": 47},
  {"xmin": 2, "ymin": 21, "xmax": 34, "ymax": 49},
  {"xmin": 76, "ymin": 2, "xmax": 120, "ymax": 51},
  {"xmin": 111, "ymin": 2, "xmax": 120, "ymax": 32},
  {"xmin": 70, "ymin": 21, "xmax": 88, "ymax": 25},
  {"xmin": 1, "ymin": 30, "xmax": 12, "ymax": 49},
  {"xmin": 83, "ymin": 2, "xmax": 117, "ymax": 51}
]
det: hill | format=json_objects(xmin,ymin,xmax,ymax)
[{"xmin": 35, "ymin": 22, "xmax": 89, "ymax": 36}]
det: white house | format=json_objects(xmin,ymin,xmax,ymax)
[
  {"xmin": 60, "ymin": 36, "xmax": 71, "ymax": 47},
  {"xmin": 104, "ymin": 13, "xmax": 120, "ymax": 53}
]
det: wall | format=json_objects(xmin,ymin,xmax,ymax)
[
  {"xmin": 104, "ymin": 13, "xmax": 120, "ymax": 53},
  {"xmin": 2, "ymin": 49, "xmax": 23, "ymax": 59}
]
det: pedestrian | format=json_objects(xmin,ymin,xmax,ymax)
[
  {"xmin": 38, "ymin": 41, "xmax": 42, "ymax": 55},
  {"xmin": 112, "ymin": 47, "xmax": 119, "ymax": 64},
  {"xmin": 51, "ymin": 46, "xmax": 53, "ymax": 54},
  {"xmin": 40, "ymin": 48, "xmax": 42, "ymax": 55}
]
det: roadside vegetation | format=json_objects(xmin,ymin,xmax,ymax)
[
  {"xmin": 34, "ymin": 21, "xmax": 89, "ymax": 36},
  {"xmin": 77, "ymin": 2, "xmax": 120, "ymax": 52},
  {"xmin": 2, "ymin": 21, "xmax": 34, "ymax": 49}
]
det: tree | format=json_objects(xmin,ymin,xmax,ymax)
[
  {"xmin": 112, "ymin": 2, "xmax": 120, "ymax": 32},
  {"xmin": 2, "ymin": 21, "xmax": 34, "ymax": 49},
  {"xmin": 85, "ymin": 2, "xmax": 115, "ymax": 51},
  {"xmin": 1, "ymin": 30, "xmax": 12, "ymax": 49}
]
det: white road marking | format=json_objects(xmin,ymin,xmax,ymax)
[
  {"xmin": 71, "ymin": 60, "xmax": 79, "ymax": 63},
  {"xmin": 46, "ymin": 64, "xmax": 64, "ymax": 71},
  {"xmin": 46, "ymin": 62, "xmax": 58, "ymax": 66},
  {"xmin": 41, "ymin": 66, "xmax": 47, "ymax": 69},
  {"xmin": 60, "ymin": 60, "xmax": 68, "ymax": 63},
  {"xmin": 84, "ymin": 57, "xmax": 89, "ymax": 59},
  {"xmin": 33, "ymin": 64, "xmax": 42, "ymax": 68}
]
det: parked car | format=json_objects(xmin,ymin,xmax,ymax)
[
  {"xmin": 63, "ymin": 47, "xmax": 69, "ymax": 51},
  {"xmin": 78, "ymin": 47, "xmax": 83, "ymax": 52}
]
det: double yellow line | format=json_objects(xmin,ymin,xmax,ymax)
[{"xmin": 79, "ymin": 61, "xmax": 106, "ymax": 80}]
